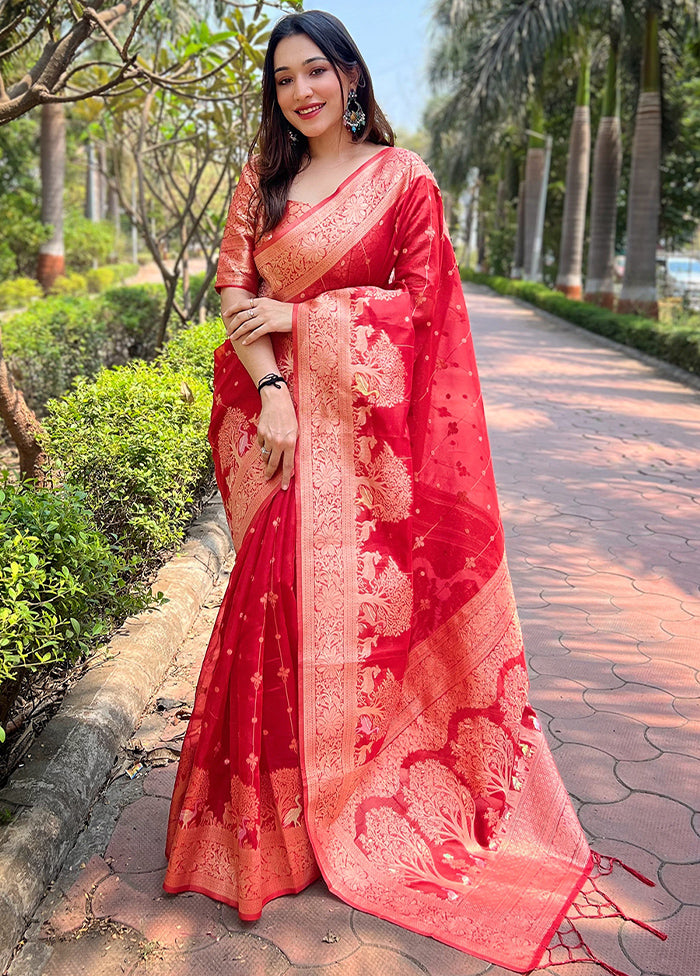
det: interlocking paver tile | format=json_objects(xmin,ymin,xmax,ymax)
[
  {"xmin": 657, "ymin": 618, "xmax": 700, "ymax": 644},
  {"xmin": 519, "ymin": 621, "xmax": 570, "ymax": 657},
  {"xmin": 104, "ymin": 795, "xmax": 170, "ymax": 873},
  {"xmin": 659, "ymin": 863, "xmax": 700, "ymax": 906},
  {"xmin": 351, "ymin": 910, "xmax": 490, "ymax": 976},
  {"xmin": 38, "ymin": 929, "xmax": 143, "ymax": 976},
  {"xmin": 142, "ymin": 765, "xmax": 178, "ymax": 799},
  {"xmin": 612, "ymin": 659, "xmax": 700, "ymax": 698},
  {"xmin": 531, "ymin": 652, "xmax": 623, "ymax": 690},
  {"xmin": 93, "ymin": 872, "xmax": 227, "ymax": 949},
  {"xmin": 616, "ymin": 753, "xmax": 700, "ymax": 810},
  {"xmin": 609, "ymin": 592, "xmax": 694, "ymax": 623},
  {"xmin": 290, "ymin": 945, "xmax": 431, "ymax": 975},
  {"xmin": 528, "ymin": 674, "xmax": 596, "ymax": 719},
  {"xmin": 673, "ymin": 697, "xmax": 700, "ymax": 722},
  {"xmin": 560, "ymin": 632, "xmax": 650, "ymax": 665},
  {"xmin": 580, "ymin": 794, "xmax": 700, "ymax": 862},
  {"xmin": 521, "ymin": 605, "xmax": 595, "ymax": 637},
  {"xmin": 43, "ymin": 855, "xmax": 111, "ymax": 937},
  {"xmin": 130, "ymin": 933, "xmax": 290, "ymax": 975},
  {"xmin": 549, "ymin": 713, "xmax": 659, "ymax": 761},
  {"xmin": 584, "ymin": 612, "xmax": 673, "ymax": 643},
  {"xmin": 645, "ymin": 721, "xmax": 700, "ymax": 761},
  {"xmin": 222, "ymin": 879, "xmax": 358, "ymax": 966},
  {"xmin": 583, "ymin": 683, "xmax": 686, "ymax": 728},
  {"xmin": 551, "ymin": 743, "xmax": 628, "ymax": 803},
  {"xmin": 546, "ymin": 915, "xmax": 642, "ymax": 976},
  {"xmin": 622, "ymin": 905, "xmax": 700, "ymax": 976}
]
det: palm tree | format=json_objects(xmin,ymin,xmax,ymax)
[
  {"xmin": 522, "ymin": 100, "xmax": 550, "ymax": 282},
  {"xmin": 555, "ymin": 48, "xmax": 591, "ymax": 299},
  {"xmin": 427, "ymin": 0, "xmax": 699, "ymax": 318},
  {"xmin": 584, "ymin": 40, "xmax": 622, "ymax": 308},
  {"xmin": 617, "ymin": 6, "xmax": 660, "ymax": 316}
]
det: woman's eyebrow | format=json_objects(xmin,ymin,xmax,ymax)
[{"xmin": 274, "ymin": 56, "xmax": 329, "ymax": 74}]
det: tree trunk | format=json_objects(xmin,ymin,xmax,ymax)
[
  {"xmin": 85, "ymin": 139, "xmax": 98, "ymax": 221},
  {"xmin": 0, "ymin": 333, "xmax": 47, "ymax": 484},
  {"xmin": 555, "ymin": 56, "xmax": 591, "ymax": 300},
  {"xmin": 98, "ymin": 142, "xmax": 107, "ymax": 221},
  {"xmin": 618, "ymin": 9, "xmax": 661, "ymax": 319},
  {"xmin": 522, "ymin": 146, "xmax": 546, "ymax": 281},
  {"xmin": 37, "ymin": 103, "xmax": 66, "ymax": 291},
  {"xmin": 585, "ymin": 44, "xmax": 622, "ymax": 309},
  {"xmin": 512, "ymin": 178, "xmax": 526, "ymax": 278}
]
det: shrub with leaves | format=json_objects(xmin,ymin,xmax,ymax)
[
  {"xmin": 44, "ymin": 361, "xmax": 214, "ymax": 571},
  {"xmin": 100, "ymin": 285, "xmax": 165, "ymax": 360},
  {"xmin": 0, "ymin": 476, "xmax": 154, "ymax": 728},
  {"xmin": 160, "ymin": 317, "xmax": 224, "ymax": 383},
  {"xmin": 2, "ymin": 285, "xmax": 167, "ymax": 411},
  {"xmin": 85, "ymin": 263, "xmax": 138, "ymax": 294},
  {"xmin": 64, "ymin": 217, "xmax": 116, "ymax": 272},
  {"xmin": 49, "ymin": 272, "xmax": 88, "ymax": 296},
  {"xmin": 188, "ymin": 272, "xmax": 221, "ymax": 319},
  {"xmin": 0, "ymin": 276, "xmax": 43, "ymax": 310}
]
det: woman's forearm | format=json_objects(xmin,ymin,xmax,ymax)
[
  {"xmin": 221, "ymin": 286, "xmax": 280, "ymax": 385},
  {"xmin": 220, "ymin": 286, "xmax": 297, "ymax": 490}
]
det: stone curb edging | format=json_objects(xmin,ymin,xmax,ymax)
[{"xmin": 0, "ymin": 492, "xmax": 232, "ymax": 972}]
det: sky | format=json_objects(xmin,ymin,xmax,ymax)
[{"xmin": 292, "ymin": 1, "xmax": 433, "ymax": 132}]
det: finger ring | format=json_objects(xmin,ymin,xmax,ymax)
[
  {"xmin": 261, "ymin": 447, "xmax": 271, "ymax": 456},
  {"xmin": 249, "ymin": 298, "xmax": 254, "ymax": 308},
  {"xmin": 248, "ymin": 308, "xmax": 255, "ymax": 319}
]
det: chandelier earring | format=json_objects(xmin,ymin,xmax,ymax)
[
  {"xmin": 343, "ymin": 89, "xmax": 366, "ymax": 135},
  {"xmin": 288, "ymin": 127, "xmax": 299, "ymax": 144}
]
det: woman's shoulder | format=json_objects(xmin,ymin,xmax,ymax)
[{"xmin": 376, "ymin": 145, "xmax": 436, "ymax": 179}]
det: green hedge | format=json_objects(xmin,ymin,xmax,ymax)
[
  {"xmin": 0, "ymin": 277, "xmax": 43, "ymax": 310},
  {"xmin": 0, "ymin": 477, "xmax": 154, "ymax": 733},
  {"xmin": 43, "ymin": 330, "xmax": 218, "ymax": 572},
  {"xmin": 1, "ymin": 318, "xmax": 222, "ymax": 737},
  {"xmin": 462, "ymin": 270, "xmax": 700, "ymax": 376},
  {"xmin": 160, "ymin": 316, "xmax": 224, "ymax": 383},
  {"xmin": 2, "ymin": 285, "xmax": 165, "ymax": 411},
  {"xmin": 188, "ymin": 272, "xmax": 220, "ymax": 319}
]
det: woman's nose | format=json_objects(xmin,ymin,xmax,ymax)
[{"xmin": 293, "ymin": 76, "xmax": 313, "ymax": 100}]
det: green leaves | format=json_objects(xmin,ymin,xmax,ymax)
[
  {"xmin": 2, "ymin": 285, "xmax": 167, "ymax": 412},
  {"xmin": 44, "ymin": 321, "xmax": 222, "ymax": 573},
  {"xmin": 0, "ymin": 475, "xmax": 154, "ymax": 689},
  {"xmin": 1, "ymin": 317, "xmax": 221, "ymax": 729}
]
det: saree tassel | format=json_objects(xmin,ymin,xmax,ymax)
[{"xmin": 592, "ymin": 850, "xmax": 656, "ymax": 887}]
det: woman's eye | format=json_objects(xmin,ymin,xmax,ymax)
[{"xmin": 311, "ymin": 67, "xmax": 326, "ymax": 76}]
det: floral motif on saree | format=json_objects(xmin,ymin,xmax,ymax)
[{"xmin": 164, "ymin": 148, "xmax": 663, "ymax": 973}]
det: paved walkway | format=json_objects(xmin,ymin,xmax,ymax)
[{"xmin": 6, "ymin": 285, "xmax": 699, "ymax": 976}]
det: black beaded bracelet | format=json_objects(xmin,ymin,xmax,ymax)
[{"xmin": 257, "ymin": 372, "xmax": 287, "ymax": 393}]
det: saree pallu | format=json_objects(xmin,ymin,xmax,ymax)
[{"xmin": 164, "ymin": 148, "xmax": 650, "ymax": 972}]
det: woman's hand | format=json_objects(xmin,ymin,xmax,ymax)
[
  {"xmin": 224, "ymin": 296, "xmax": 294, "ymax": 345},
  {"xmin": 257, "ymin": 384, "xmax": 298, "ymax": 490}
]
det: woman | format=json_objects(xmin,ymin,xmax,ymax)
[{"xmin": 164, "ymin": 11, "xmax": 661, "ymax": 974}]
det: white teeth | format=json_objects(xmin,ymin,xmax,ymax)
[{"xmin": 298, "ymin": 105, "xmax": 322, "ymax": 116}]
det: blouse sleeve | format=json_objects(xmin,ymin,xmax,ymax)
[{"xmin": 215, "ymin": 162, "xmax": 261, "ymax": 294}]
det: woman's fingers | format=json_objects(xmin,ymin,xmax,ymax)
[
  {"xmin": 225, "ymin": 298, "xmax": 293, "ymax": 343},
  {"xmin": 258, "ymin": 432, "xmax": 297, "ymax": 490},
  {"xmin": 280, "ymin": 443, "xmax": 295, "ymax": 491}
]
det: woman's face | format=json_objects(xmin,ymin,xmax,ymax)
[{"xmin": 273, "ymin": 33, "xmax": 355, "ymax": 141}]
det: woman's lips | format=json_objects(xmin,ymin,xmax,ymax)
[{"xmin": 296, "ymin": 103, "xmax": 325, "ymax": 119}]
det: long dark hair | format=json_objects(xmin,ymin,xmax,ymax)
[{"xmin": 250, "ymin": 9, "xmax": 394, "ymax": 234}]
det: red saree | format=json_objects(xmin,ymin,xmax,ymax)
[{"xmin": 164, "ymin": 148, "xmax": 656, "ymax": 972}]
